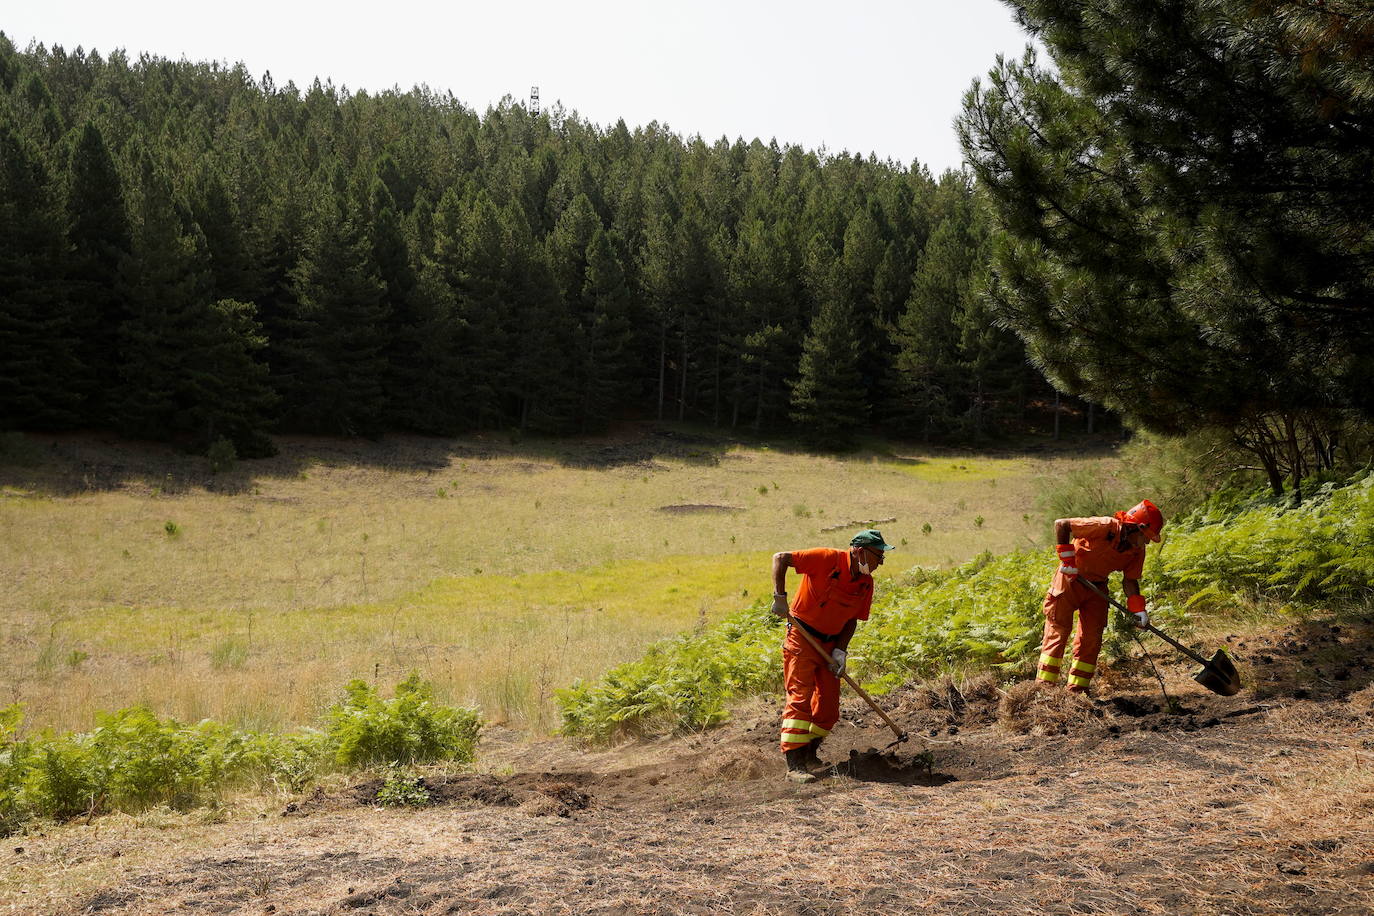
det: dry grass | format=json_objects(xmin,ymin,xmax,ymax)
[
  {"xmin": 6, "ymin": 685, "xmax": 1371, "ymax": 915},
  {"xmin": 996, "ymin": 680, "xmax": 1107, "ymax": 734},
  {"xmin": 3, "ymin": 430, "xmax": 1104, "ymax": 734}
]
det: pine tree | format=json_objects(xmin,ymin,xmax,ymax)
[
  {"xmin": 188, "ymin": 165, "xmax": 260, "ymax": 304},
  {"xmin": 959, "ymin": 0, "xmax": 1374, "ymax": 479},
  {"xmin": 113, "ymin": 155, "xmax": 275, "ymax": 452},
  {"xmin": 176, "ymin": 297, "xmax": 278, "ymax": 456},
  {"xmin": 499, "ymin": 201, "xmax": 574, "ymax": 432},
  {"xmin": 577, "ymin": 227, "xmax": 636, "ymax": 430},
  {"xmin": 790, "ymin": 254, "xmax": 867, "ymax": 449},
  {"xmin": 454, "ymin": 190, "xmax": 515, "ymax": 428},
  {"xmin": 65, "ymin": 120, "xmax": 133, "ymax": 424},
  {"xmin": 284, "ymin": 188, "xmax": 390, "ymax": 436},
  {"xmin": 0, "ymin": 115, "xmax": 80, "ymax": 428}
]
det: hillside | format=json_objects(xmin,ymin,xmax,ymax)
[{"xmin": 6, "ymin": 614, "xmax": 1371, "ymax": 915}]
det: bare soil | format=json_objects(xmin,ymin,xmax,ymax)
[{"xmin": 8, "ymin": 619, "xmax": 1374, "ymax": 916}]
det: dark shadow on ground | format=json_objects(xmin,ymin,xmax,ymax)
[
  {"xmin": 826, "ymin": 748, "xmax": 956, "ymax": 787},
  {"xmin": 0, "ymin": 424, "xmax": 746, "ymax": 497}
]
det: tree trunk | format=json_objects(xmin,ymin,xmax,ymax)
[
  {"xmin": 712, "ymin": 338, "xmax": 721, "ymax": 427},
  {"xmin": 678, "ymin": 328, "xmax": 688, "ymax": 421},
  {"xmin": 657, "ymin": 321, "xmax": 666, "ymax": 421},
  {"xmin": 1284, "ymin": 413, "xmax": 1304, "ymax": 502},
  {"xmin": 753, "ymin": 338, "xmax": 770, "ymax": 432}
]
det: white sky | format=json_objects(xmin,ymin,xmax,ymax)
[{"xmin": 7, "ymin": 1, "xmax": 1033, "ymax": 174}]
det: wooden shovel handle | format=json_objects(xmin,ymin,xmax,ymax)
[{"xmin": 788, "ymin": 615, "xmax": 907, "ymax": 741}]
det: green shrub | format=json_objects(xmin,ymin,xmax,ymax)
[
  {"xmin": 0, "ymin": 675, "xmax": 480, "ymax": 835},
  {"xmin": 557, "ymin": 611, "xmax": 782, "ymax": 742},
  {"xmin": 324, "ymin": 673, "xmax": 481, "ymax": 767},
  {"xmin": 206, "ymin": 437, "xmax": 237, "ymax": 473},
  {"xmin": 1157, "ymin": 473, "xmax": 1374, "ymax": 602},
  {"xmin": 375, "ymin": 768, "xmax": 431, "ymax": 807}
]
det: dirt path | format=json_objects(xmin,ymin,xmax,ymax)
[{"xmin": 6, "ymin": 624, "xmax": 1374, "ymax": 915}]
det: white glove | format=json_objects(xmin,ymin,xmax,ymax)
[
  {"xmin": 1127, "ymin": 595, "xmax": 1148, "ymax": 629},
  {"xmin": 829, "ymin": 648, "xmax": 847, "ymax": 677},
  {"xmin": 770, "ymin": 593, "xmax": 789, "ymax": 619}
]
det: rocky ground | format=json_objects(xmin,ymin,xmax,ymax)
[{"xmin": 5, "ymin": 618, "xmax": 1373, "ymax": 915}]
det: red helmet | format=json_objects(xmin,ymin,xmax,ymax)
[{"xmin": 1118, "ymin": 499, "xmax": 1164, "ymax": 542}]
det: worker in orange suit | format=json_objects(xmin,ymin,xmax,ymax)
[
  {"xmin": 770, "ymin": 529, "xmax": 892, "ymax": 783},
  {"xmin": 1036, "ymin": 499, "xmax": 1164, "ymax": 692}
]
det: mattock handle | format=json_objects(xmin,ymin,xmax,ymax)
[{"xmin": 788, "ymin": 615, "xmax": 908, "ymax": 744}]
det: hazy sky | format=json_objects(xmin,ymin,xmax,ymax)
[{"xmin": 8, "ymin": 1, "xmax": 1033, "ymax": 173}]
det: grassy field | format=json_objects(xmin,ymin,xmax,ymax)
[{"xmin": 1, "ymin": 428, "xmax": 1110, "ymax": 735}]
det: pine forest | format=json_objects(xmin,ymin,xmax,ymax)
[{"xmin": 0, "ymin": 35, "xmax": 1047, "ymax": 456}]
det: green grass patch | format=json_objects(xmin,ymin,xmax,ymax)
[
  {"xmin": 0, "ymin": 674, "xmax": 478, "ymax": 836},
  {"xmin": 885, "ymin": 455, "xmax": 1020, "ymax": 483}
]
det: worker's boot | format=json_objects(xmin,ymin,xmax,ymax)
[
  {"xmin": 784, "ymin": 747, "xmax": 816, "ymax": 783},
  {"xmin": 801, "ymin": 738, "xmax": 827, "ymax": 772}
]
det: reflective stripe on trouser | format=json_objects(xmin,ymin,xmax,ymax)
[
  {"xmin": 780, "ymin": 718, "xmax": 832, "ymax": 749},
  {"xmin": 779, "ymin": 625, "xmax": 840, "ymax": 753},
  {"xmin": 1036, "ymin": 652, "xmax": 1063, "ymax": 683},
  {"xmin": 1039, "ymin": 580, "xmax": 1109, "ymax": 688},
  {"xmin": 1066, "ymin": 659, "xmax": 1096, "ymax": 690}
]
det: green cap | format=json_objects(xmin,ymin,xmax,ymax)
[{"xmin": 850, "ymin": 529, "xmax": 893, "ymax": 551}]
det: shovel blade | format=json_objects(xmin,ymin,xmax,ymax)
[{"xmin": 1193, "ymin": 649, "xmax": 1242, "ymax": 696}]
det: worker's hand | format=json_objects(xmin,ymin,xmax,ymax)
[
  {"xmin": 1127, "ymin": 594, "xmax": 1148, "ymax": 628},
  {"xmin": 1056, "ymin": 543, "xmax": 1078, "ymax": 583},
  {"xmin": 770, "ymin": 593, "xmax": 789, "ymax": 619},
  {"xmin": 829, "ymin": 648, "xmax": 847, "ymax": 677}
]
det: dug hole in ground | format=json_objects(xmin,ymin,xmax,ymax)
[{"xmin": 6, "ymin": 617, "xmax": 1374, "ymax": 916}]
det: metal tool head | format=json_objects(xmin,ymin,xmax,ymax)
[
  {"xmin": 1193, "ymin": 649, "xmax": 1242, "ymax": 696},
  {"xmin": 884, "ymin": 732, "xmax": 910, "ymax": 750}
]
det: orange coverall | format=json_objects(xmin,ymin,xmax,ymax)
[
  {"xmin": 779, "ymin": 548, "xmax": 874, "ymax": 753},
  {"xmin": 1037, "ymin": 516, "xmax": 1146, "ymax": 691}
]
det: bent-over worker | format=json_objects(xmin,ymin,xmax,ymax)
[
  {"xmin": 1037, "ymin": 499, "xmax": 1164, "ymax": 692},
  {"xmin": 771, "ymin": 529, "xmax": 892, "ymax": 783}
]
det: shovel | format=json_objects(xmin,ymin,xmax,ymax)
[
  {"xmin": 788, "ymin": 616, "xmax": 909, "ymax": 748},
  {"xmin": 1079, "ymin": 580, "xmax": 1242, "ymax": 696}
]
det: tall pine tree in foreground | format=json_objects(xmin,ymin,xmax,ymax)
[{"xmin": 960, "ymin": 0, "xmax": 1374, "ymax": 488}]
